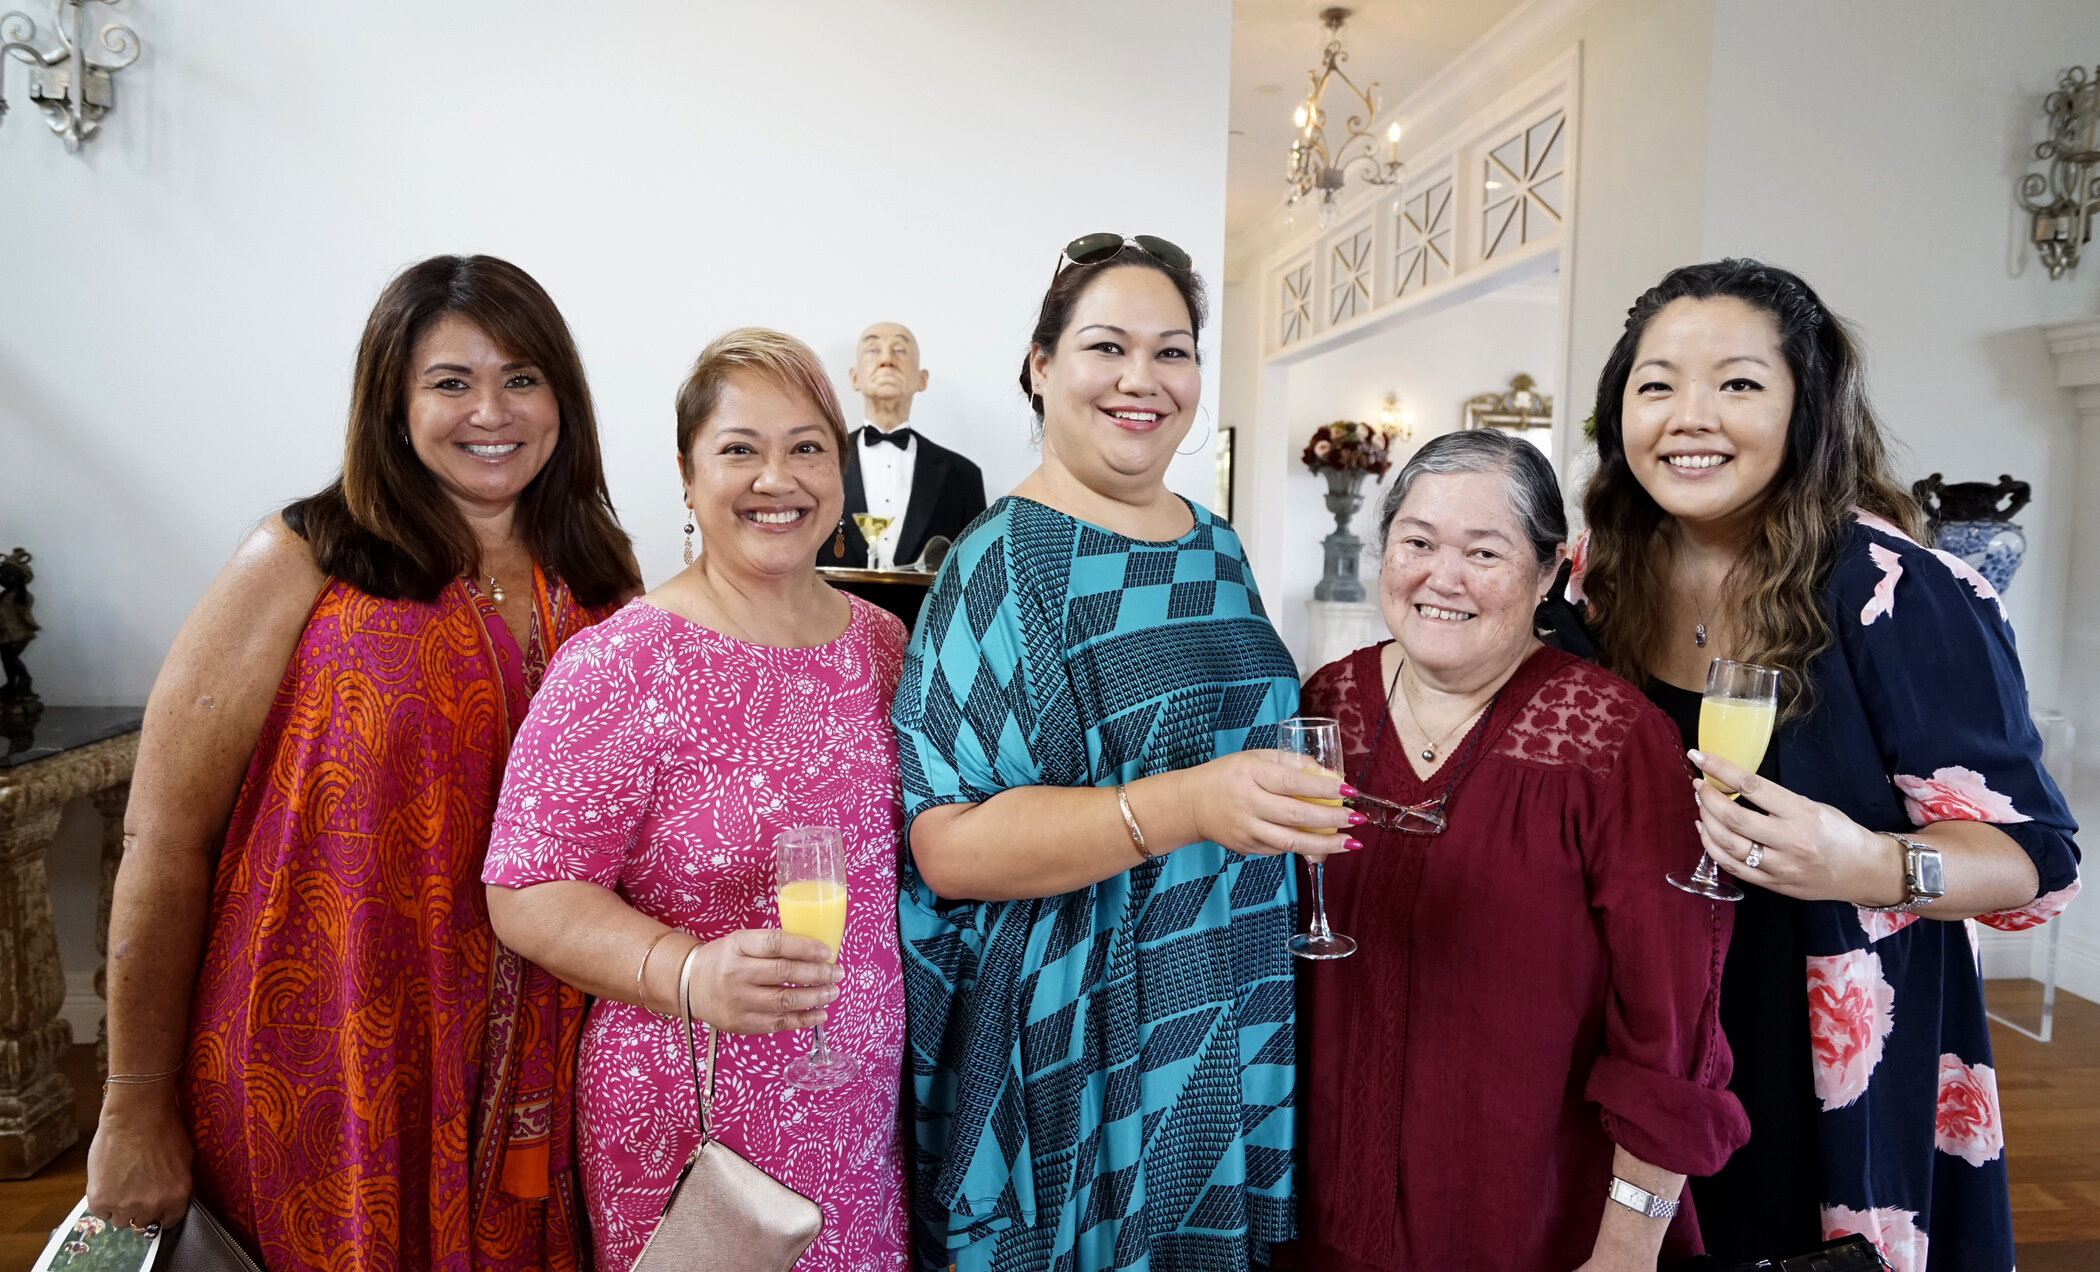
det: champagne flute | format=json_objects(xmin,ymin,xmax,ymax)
[
  {"xmin": 775, "ymin": 825, "xmax": 859, "ymax": 1090},
  {"xmin": 1281, "ymin": 716, "xmax": 1357, "ymax": 960},
  {"xmin": 1668, "ymin": 658, "xmax": 1781, "ymax": 902}
]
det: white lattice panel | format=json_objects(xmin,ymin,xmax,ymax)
[
  {"xmin": 1328, "ymin": 225, "xmax": 1374, "ymax": 324},
  {"xmin": 1392, "ymin": 174, "xmax": 1453, "ymax": 299},
  {"xmin": 1481, "ymin": 107, "xmax": 1565, "ymax": 260}
]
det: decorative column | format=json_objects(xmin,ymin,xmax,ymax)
[
  {"xmin": 0, "ymin": 728, "xmax": 138, "ymax": 1176},
  {"xmin": 2044, "ymin": 316, "xmax": 2100, "ymax": 776}
]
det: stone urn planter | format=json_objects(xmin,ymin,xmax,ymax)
[
  {"xmin": 1913, "ymin": 473, "xmax": 2031, "ymax": 593},
  {"xmin": 1314, "ymin": 468, "xmax": 1371, "ymax": 602}
]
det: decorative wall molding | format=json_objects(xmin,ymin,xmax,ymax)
[{"xmin": 2043, "ymin": 316, "xmax": 2100, "ymax": 409}]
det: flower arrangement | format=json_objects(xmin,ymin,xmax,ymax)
[{"xmin": 1300, "ymin": 419, "xmax": 1396, "ymax": 477}]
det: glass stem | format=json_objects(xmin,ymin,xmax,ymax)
[
  {"xmin": 808, "ymin": 1022, "xmax": 831, "ymax": 1061},
  {"xmin": 1691, "ymin": 853, "xmax": 1721, "ymax": 886},
  {"xmin": 1308, "ymin": 858, "xmax": 1333, "ymax": 938}
]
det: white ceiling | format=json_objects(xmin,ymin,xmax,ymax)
[{"xmin": 1227, "ymin": 0, "xmax": 1529, "ymax": 238}]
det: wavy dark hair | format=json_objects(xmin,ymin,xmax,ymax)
[
  {"xmin": 1581, "ymin": 258, "xmax": 1921, "ymax": 719},
  {"xmin": 1017, "ymin": 245, "xmax": 1207, "ymax": 430},
  {"xmin": 284, "ymin": 255, "xmax": 638, "ymax": 606}
]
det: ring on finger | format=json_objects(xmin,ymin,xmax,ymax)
[{"xmin": 1744, "ymin": 843, "xmax": 1765, "ymax": 870}]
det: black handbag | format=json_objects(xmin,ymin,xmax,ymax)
[{"xmin": 1682, "ymin": 1234, "xmax": 1889, "ymax": 1272}]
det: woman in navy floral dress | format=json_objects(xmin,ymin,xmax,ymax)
[{"xmin": 1566, "ymin": 259, "xmax": 2080, "ymax": 1271}]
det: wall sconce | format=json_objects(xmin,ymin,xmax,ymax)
[
  {"xmin": 1462, "ymin": 374, "xmax": 1554, "ymax": 432},
  {"xmin": 1377, "ymin": 392, "xmax": 1414, "ymax": 442},
  {"xmin": 0, "ymin": 0, "xmax": 141, "ymax": 153},
  {"xmin": 2018, "ymin": 65, "xmax": 2100, "ymax": 280}
]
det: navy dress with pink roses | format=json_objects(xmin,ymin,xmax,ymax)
[{"xmin": 1577, "ymin": 512, "xmax": 2081, "ymax": 1272}]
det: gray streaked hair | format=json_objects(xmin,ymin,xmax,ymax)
[{"xmin": 1376, "ymin": 429, "xmax": 1568, "ymax": 566}]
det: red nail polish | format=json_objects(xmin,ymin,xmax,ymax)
[
  {"xmin": 1346, "ymin": 811, "xmax": 1368, "ymax": 826},
  {"xmin": 1339, "ymin": 783, "xmax": 1360, "ymax": 798},
  {"xmin": 1344, "ymin": 838, "xmax": 1365, "ymax": 851}
]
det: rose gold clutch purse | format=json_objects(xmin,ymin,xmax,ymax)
[{"xmin": 629, "ymin": 946, "xmax": 824, "ymax": 1272}]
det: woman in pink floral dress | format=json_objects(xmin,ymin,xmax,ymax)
[{"xmin": 484, "ymin": 328, "xmax": 909, "ymax": 1271}]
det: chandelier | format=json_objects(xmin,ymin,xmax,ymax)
[
  {"xmin": 1286, "ymin": 7, "xmax": 1402, "ymax": 219},
  {"xmin": 2017, "ymin": 65, "xmax": 2100, "ymax": 280}
]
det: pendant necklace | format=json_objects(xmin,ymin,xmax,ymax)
[
  {"xmin": 486, "ymin": 574, "xmax": 506, "ymax": 604},
  {"xmin": 1396, "ymin": 659, "xmax": 1492, "ymax": 763}
]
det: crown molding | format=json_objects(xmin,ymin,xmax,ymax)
[{"xmin": 2042, "ymin": 315, "xmax": 2100, "ymax": 395}]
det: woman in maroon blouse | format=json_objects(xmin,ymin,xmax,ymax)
[{"xmin": 1279, "ymin": 430, "xmax": 1748, "ymax": 1272}]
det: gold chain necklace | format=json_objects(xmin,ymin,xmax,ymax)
[{"xmin": 1395, "ymin": 661, "xmax": 1493, "ymax": 763}]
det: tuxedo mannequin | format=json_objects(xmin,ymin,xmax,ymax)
[{"xmin": 821, "ymin": 322, "xmax": 987, "ymax": 624}]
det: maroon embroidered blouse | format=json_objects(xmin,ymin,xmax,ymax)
[{"xmin": 1284, "ymin": 644, "xmax": 1747, "ymax": 1272}]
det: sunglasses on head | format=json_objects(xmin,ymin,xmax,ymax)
[{"xmin": 1054, "ymin": 233, "xmax": 1192, "ymax": 280}]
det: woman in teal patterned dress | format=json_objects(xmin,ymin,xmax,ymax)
[{"xmin": 891, "ymin": 238, "xmax": 1355, "ymax": 1272}]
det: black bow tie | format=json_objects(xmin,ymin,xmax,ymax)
[{"xmin": 862, "ymin": 425, "xmax": 914, "ymax": 450}]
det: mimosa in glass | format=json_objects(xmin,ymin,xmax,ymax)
[
  {"xmin": 1281, "ymin": 716, "xmax": 1355, "ymax": 959},
  {"xmin": 775, "ymin": 826, "xmax": 859, "ymax": 1090},
  {"xmin": 1668, "ymin": 658, "xmax": 1782, "ymax": 902}
]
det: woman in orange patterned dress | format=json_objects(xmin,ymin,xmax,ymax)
[{"xmin": 84, "ymin": 255, "xmax": 640, "ymax": 1271}]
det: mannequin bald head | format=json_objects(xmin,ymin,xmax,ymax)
[{"xmin": 849, "ymin": 321, "xmax": 928, "ymax": 431}]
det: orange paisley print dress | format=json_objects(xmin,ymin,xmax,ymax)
[{"xmin": 180, "ymin": 569, "xmax": 613, "ymax": 1272}]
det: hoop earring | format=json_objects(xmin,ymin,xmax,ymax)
[
  {"xmin": 1175, "ymin": 406, "xmax": 1216, "ymax": 457},
  {"xmin": 682, "ymin": 507, "xmax": 696, "ymax": 567}
]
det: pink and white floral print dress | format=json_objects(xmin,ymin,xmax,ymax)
[{"xmin": 485, "ymin": 596, "xmax": 909, "ymax": 1272}]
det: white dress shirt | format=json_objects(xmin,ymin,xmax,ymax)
[{"xmin": 858, "ymin": 421, "xmax": 917, "ymax": 569}]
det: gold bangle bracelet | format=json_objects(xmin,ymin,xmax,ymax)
[
  {"xmin": 635, "ymin": 928, "xmax": 682, "ymax": 990},
  {"xmin": 1117, "ymin": 783, "xmax": 1156, "ymax": 861}
]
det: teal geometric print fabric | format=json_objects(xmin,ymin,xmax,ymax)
[{"xmin": 892, "ymin": 496, "xmax": 1302, "ymax": 1272}]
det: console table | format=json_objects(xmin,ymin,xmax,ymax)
[{"xmin": 0, "ymin": 706, "xmax": 142, "ymax": 1177}]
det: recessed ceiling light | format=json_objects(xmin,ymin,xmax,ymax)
[{"xmin": 1253, "ymin": 84, "xmax": 1282, "ymax": 96}]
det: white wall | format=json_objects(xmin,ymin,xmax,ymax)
[
  {"xmin": 1702, "ymin": 0, "xmax": 2100, "ymax": 1002},
  {"xmin": 2, "ymin": 0, "xmax": 1233, "ymax": 1020},
  {"xmin": 1272, "ymin": 283, "xmax": 1560, "ymax": 664}
]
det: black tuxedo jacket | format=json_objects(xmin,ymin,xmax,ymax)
[{"xmin": 822, "ymin": 433, "xmax": 988, "ymax": 569}]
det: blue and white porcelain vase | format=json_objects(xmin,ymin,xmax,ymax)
[{"xmin": 1913, "ymin": 473, "xmax": 2031, "ymax": 594}]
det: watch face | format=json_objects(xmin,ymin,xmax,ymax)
[{"xmin": 1911, "ymin": 846, "xmax": 1947, "ymax": 897}]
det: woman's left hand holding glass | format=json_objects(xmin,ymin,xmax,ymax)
[{"xmin": 1687, "ymin": 749, "xmax": 1903, "ymax": 905}]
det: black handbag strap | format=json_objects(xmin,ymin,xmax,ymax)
[{"xmin": 676, "ymin": 942, "xmax": 720, "ymax": 1144}]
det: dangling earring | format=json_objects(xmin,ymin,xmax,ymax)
[
  {"xmin": 831, "ymin": 518, "xmax": 847, "ymax": 559},
  {"xmin": 1175, "ymin": 405, "xmax": 1217, "ymax": 457},
  {"xmin": 682, "ymin": 508, "xmax": 696, "ymax": 567}
]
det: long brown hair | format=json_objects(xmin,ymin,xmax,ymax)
[
  {"xmin": 1580, "ymin": 258, "xmax": 1921, "ymax": 718},
  {"xmin": 285, "ymin": 255, "xmax": 639, "ymax": 606}
]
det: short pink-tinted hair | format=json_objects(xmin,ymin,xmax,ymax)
[{"xmin": 674, "ymin": 327, "xmax": 850, "ymax": 474}]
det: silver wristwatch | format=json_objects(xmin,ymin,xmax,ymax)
[
  {"xmin": 1862, "ymin": 833, "xmax": 1945, "ymax": 913},
  {"xmin": 1606, "ymin": 1176, "xmax": 1680, "ymax": 1220}
]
